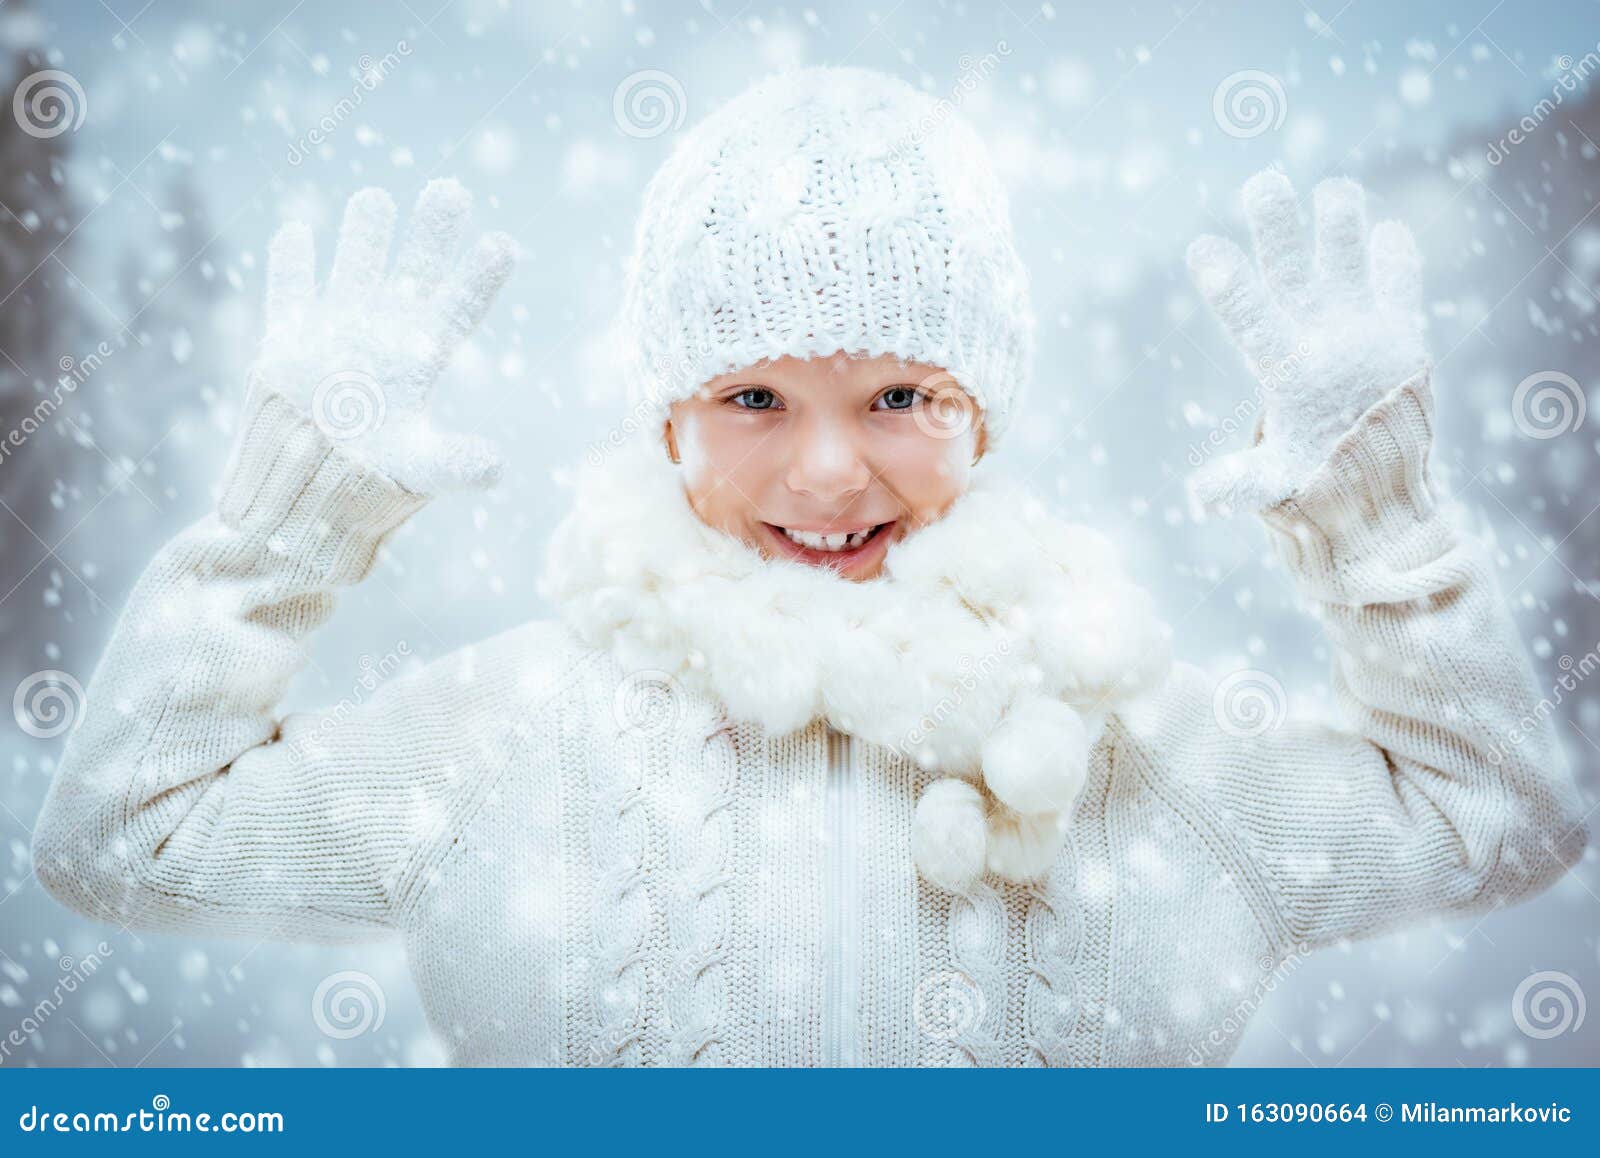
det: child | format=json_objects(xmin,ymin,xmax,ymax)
[{"xmin": 32, "ymin": 66, "xmax": 1587, "ymax": 1066}]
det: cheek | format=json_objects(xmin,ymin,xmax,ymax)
[
  {"xmin": 878, "ymin": 437, "xmax": 973, "ymax": 518},
  {"xmin": 676, "ymin": 416, "xmax": 777, "ymax": 527}
]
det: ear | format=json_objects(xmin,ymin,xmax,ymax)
[
  {"xmin": 972, "ymin": 414, "xmax": 989, "ymax": 465},
  {"xmin": 662, "ymin": 419, "xmax": 680, "ymax": 464}
]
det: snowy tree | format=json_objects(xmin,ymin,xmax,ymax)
[{"xmin": 0, "ymin": 21, "xmax": 95, "ymax": 671}]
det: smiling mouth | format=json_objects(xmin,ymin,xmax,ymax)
[{"xmin": 761, "ymin": 520, "xmax": 895, "ymax": 559}]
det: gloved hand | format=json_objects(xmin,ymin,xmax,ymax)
[
  {"xmin": 1184, "ymin": 170, "xmax": 1429, "ymax": 511},
  {"xmin": 254, "ymin": 178, "xmax": 517, "ymax": 496}
]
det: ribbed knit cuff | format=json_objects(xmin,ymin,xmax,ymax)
[
  {"xmin": 216, "ymin": 380, "xmax": 430, "ymax": 585},
  {"xmin": 1258, "ymin": 368, "xmax": 1455, "ymax": 592}
]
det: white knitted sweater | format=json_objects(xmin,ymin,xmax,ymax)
[{"xmin": 31, "ymin": 370, "xmax": 1588, "ymax": 1066}]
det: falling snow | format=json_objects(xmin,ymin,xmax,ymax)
[{"xmin": 1, "ymin": 1, "xmax": 1596, "ymax": 1069}]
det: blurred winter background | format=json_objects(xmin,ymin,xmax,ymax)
[{"xmin": 2, "ymin": 0, "xmax": 1597, "ymax": 1067}]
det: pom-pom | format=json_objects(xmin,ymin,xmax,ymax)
[
  {"xmin": 980, "ymin": 697, "xmax": 1090, "ymax": 814},
  {"xmin": 911, "ymin": 778, "xmax": 988, "ymax": 894},
  {"xmin": 986, "ymin": 806, "xmax": 1067, "ymax": 882}
]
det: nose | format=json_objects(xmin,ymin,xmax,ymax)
[{"xmin": 784, "ymin": 416, "xmax": 871, "ymax": 505}]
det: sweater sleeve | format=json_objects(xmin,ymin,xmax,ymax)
[
  {"xmin": 1146, "ymin": 368, "xmax": 1589, "ymax": 954},
  {"xmin": 29, "ymin": 382, "xmax": 467, "ymax": 944}
]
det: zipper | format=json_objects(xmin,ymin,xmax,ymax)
[{"xmin": 822, "ymin": 725, "xmax": 861, "ymax": 1066}]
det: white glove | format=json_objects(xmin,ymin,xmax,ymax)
[
  {"xmin": 255, "ymin": 179, "xmax": 517, "ymax": 496},
  {"xmin": 1184, "ymin": 170, "xmax": 1429, "ymax": 511}
]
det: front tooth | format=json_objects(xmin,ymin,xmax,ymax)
[{"xmin": 784, "ymin": 526, "xmax": 875, "ymax": 552}]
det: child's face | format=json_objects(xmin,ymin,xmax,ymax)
[{"xmin": 664, "ymin": 351, "xmax": 986, "ymax": 581}]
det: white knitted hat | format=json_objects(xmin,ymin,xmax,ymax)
[{"xmin": 617, "ymin": 66, "xmax": 1035, "ymax": 446}]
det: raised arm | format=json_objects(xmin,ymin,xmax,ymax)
[
  {"xmin": 30, "ymin": 181, "xmax": 516, "ymax": 943},
  {"xmin": 1144, "ymin": 171, "xmax": 1590, "ymax": 953}
]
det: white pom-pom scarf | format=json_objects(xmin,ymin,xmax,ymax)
[{"xmin": 540, "ymin": 437, "xmax": 1173, "ymax": 894}]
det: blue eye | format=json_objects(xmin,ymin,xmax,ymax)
[
  {"xmin": 874, "ymin": 385, "xmax": 922, "ymax": 411},
  {"xmin": 729, "ymin": 387, "xmax": 779, "ymax": 410}
]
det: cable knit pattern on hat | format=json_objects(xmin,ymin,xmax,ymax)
[
  {"xmin": 29, "ymin": 370, "xmax": 1590, "ymax": 1066},
  {"xmin": 618, "ymin": 65, "xmax": 1035, "ymax": 444}
]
